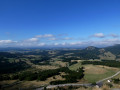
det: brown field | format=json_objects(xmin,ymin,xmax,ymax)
[
  {"xmin": 35, "ymin": 65, "xmax": 58, "ymax": 70},
  {"xmin": 25, "ymin": 60, "xmax": 58, "ymax": 70},
  {"xmin": 98, "ymin": 65, "xmax": 120, "ymax": 72},
  {"xmin": 51, "ymin": 61, "xmax": 68, "ymax": 67},
  {"xmin": 84, "ymin": 65, "xmax": 120, "ymax": 74},
  {"xmin": 0, "ymin": 80, "xmax": 17, "ymax": 86},
  {"xmin": 112, "ymin": 84, "xmax": 120, "ymax": 88},
  {"xmin": 84, "ymin": 65, "xmax": 107, "ymax": 74}
]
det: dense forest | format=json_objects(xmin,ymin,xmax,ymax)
[
  {"xmin": 0, "ymin": 53, "xmax": 30, "ymax": 74},
  {"xmin": 0, "ymin": 67, "xmax": 84, "ymax": 84},
  {"xmin": 0, "ymin": 61, "xmax": 30, "ymax": 74},
  {"xmin": 105, "ymin": 44, "xmax": 120, "ymax": 55},
  {"xmin": 50, "ymin": 67, "xmax": 84, "ymax": 85}
]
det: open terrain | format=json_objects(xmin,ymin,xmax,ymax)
[
  {"xmin": 1, "ymin": 45, "xmax": 120, "ymax": 89},
  {"xmin": 69, "ymin": 61, "xmax": 120, "ymax": 83}
]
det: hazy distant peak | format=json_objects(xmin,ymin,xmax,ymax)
[
  {"xmin": 85, "ymin": 46, "xmax": 98, "ymax": 50},
  {"xmin": 99, "ymin": 48, "xmax": 105, "ymax": 53}
]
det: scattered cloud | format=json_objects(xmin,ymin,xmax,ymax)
[
  {"xmin": 0, "ymin": 40, "xmax": 17, "ymax": 44},
  {"xmin": 57, "ymin": 33, "xmax": 68, "ymax": 36},
  {"xmin": 69, "ymin": 38, "xmax": 120, "ymax": 47},
  {"xmin": 109, "ymin": 34, "xmax": 119, "ymax": 38},
  {"xmin": 61, "ymin": 42, "xmax": 67, "ymax": 46},
  {"xmin": 36, "ymin": 34, "xmax": 54, "ymax": 38},
  {"xmin": 69, "ymin": 42, "xmax": 83, "ymax": 45},
  {"xmin": 90, "ymin": 39, "xmax": 120, "ymax": 47},
  {"xmin": 28, "ymin": 38, "xmax": 38, "ymax": 42},
  {"xmin": 48, "ymin": 37, "xmax": 57, "ymax": 40},
  {"xmin": 38, "ymin": 43, "xmax": 46, "ymax": 46},
  {"xmin": 92, "ymin": 33, "xmax": 105, "ymax": 38},
  {"xmin": 0, "ymin": 33, "xmax": 120, "ymax": 47},
  {"xmin": 63, "ymin": 37, "xmax": 73, "ymax": 40},
  {"xmin": 54, "ymin": 43, "xmax": 59, "ymax": 46},
  {"xmin": 90, "ymin": 33, "xmax": 119, "ymax": 39}
]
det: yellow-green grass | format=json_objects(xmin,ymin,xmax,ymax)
[
  {"xmin": 84, "ymin": 69, "xmax": 116, "ymax": 83},
  {"xmin": 69, "ymin": 62, "xmax": 82, "ymax": 71},
  {"xmin": 84, "ymin": 65, "xmax": 120, "ymax": 83},
  {"xmin": 85, "ymin": 65, "xmax": 120, "ymax": 83},
  {"xmin": 113, "ymin": 72, "xmax": 120, "ymax": 79},
  {"xmin": 51, "ymin": 61, "xmax": 68, "ymax": 67},
  {"xmin": 69, "ymin": 61, "xmax": 120, "ymax": 83},
  {"xmin": 69, "ymin": 60, "xmax": 101, "ymax": 71}
]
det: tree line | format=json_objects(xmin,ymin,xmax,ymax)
[{"xmin": 81, "ymin": 60, "xmax": 120, "ymax": 67}]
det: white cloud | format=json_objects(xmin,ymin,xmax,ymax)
[
  {"xmin": 90, "ymin": 39, "xmax": 119, "ymax": 47},
  {"xmin": 28, "ymin": 38, "xmax": 38, "ymax": 42},
  {"xmin": 35, "ymin": 34, "xmax": 74, "ymax": 41},
  {"xmin": 0, "ymin": 38, "xmax": 120, "ymax": 47},
  {"xmin": 109, "ymin": 34, "xmax": 119, "ymax": 38},
  {"xmin": 92, "ymin": 33, "xmax": 105, "ymax": 38},
  {"xmin": 54, "ymin": 43, "xmax": 59, "ymax": 46},
  {"xmin": 63, "ymin": 37, "xmax": 73, "ymax": 40},
  {"xmin": 49, "ymin": 37, "xmax": 57, "ymax": 40},
  {"xmin": 38, "ymin": 43, "xmax": 46, "ymax": 46},
  {"xmin": 36, "ymin": 34, "xmax": 54, "ymax": 38},
  {"xmin": 70, "ymin": 42, "xmax": 83, "ymax": 45},
  {"xmin": 1, "ymin": 33, "xmax": 120, "ymax": 47},
  {"xmin": 61, "ymin": 43, "xmax": 65, "ymax": 45},
  {"xmin": 44, "ymin": 34, "xmax": 54, "ymax": 37},
  {"xmin": 0, "ymin": 40, "xmax": 16, "ymax": 44},
  {"xmin": 68, "ymin": 38, "xmax": 120, "ymax": 47},
  {"xmin": 91, "ymin": 33, "xmax": 120, "ymax": 39}
]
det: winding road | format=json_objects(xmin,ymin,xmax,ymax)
[
  {"xmin": 36, "ymin": 70, "xmax": 120, "ymax": 90},
  {"xmin": 97, "ymin": 71, "xmax": 120, "ymax": 83}
]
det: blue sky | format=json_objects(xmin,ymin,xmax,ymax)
[{"xmin": 0, "ymin": 0, "xmax": 120, "ymax": 47}]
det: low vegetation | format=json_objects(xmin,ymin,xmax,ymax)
[{"xmin": 1, "ymin": 45, "xmax": 120, "ymax": 89}]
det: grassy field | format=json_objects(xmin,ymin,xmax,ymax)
[
  {"xmin": 69, "ymin": 61, "xmax": 120, "ymax": 83},
  {"xmin": 113, "ymin": 72, "xmax": 120, "ymax": 79},
  {"xmin": 69, "ymin": 62, "xmax": 82, "ymax": 70},
  {"xmin": 85, "ymin": 65, "xmax": 120, "ymax": 83},
  {"xmin": 84, "ymin": 69, "xmax": 115, "ymax": 83},
  {"xmin": 51, "ymin": 60, "xmax": 68, "ymax": 67},
  {"xmin": 69, "ymin": 60, "xmax": 100, "ymax": 71}
]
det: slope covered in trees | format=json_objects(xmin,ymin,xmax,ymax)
[
  {"xmin": 0, "ymin": 67, "xmax": 84, "ymax": 84},
  {"xmin": 105, "ymin": 44, "xmax": 120, "ymax": 55}
]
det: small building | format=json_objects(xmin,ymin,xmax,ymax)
[{"xmin": 107, "ymin": 80, "xmax": 112, "ymax": 83}]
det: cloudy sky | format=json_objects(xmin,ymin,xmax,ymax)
[{"xmin": 0, "ymin": 0, "xmax": 120, "ymax": 47}]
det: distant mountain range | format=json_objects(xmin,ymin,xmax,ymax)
[
  {"xmin": 83, "ymin": 44, "xmax": 120, "ymax": 60},
  {"xmin": 0, "ymin": 44, "xmax": 120, "ymax": 61}
]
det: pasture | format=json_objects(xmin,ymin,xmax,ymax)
[{"xmin": 69, "ymin": 61, "xmax": 120, "ymax": 83}]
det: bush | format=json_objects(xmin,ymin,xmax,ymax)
[
  {"xmin": 113, "ymin": 78, "xmax": 120, "ymax": 84},
  {"xmin": 92, "ymin": 82, "xmax": 96, "ymax": 85}
]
